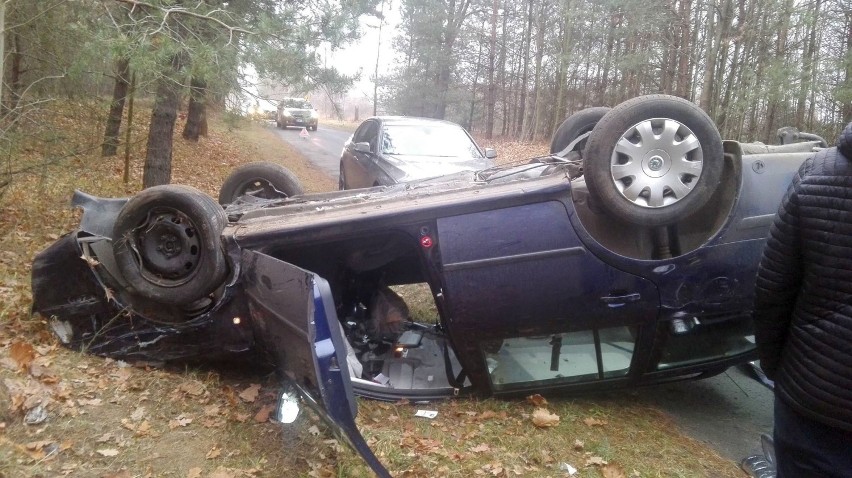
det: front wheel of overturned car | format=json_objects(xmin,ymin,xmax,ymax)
[
  {"xmin": 218, "ymin": 162, "xmax": 304, "ymax": 205},
  {"xmin": 113, "ymin": 185, "xmax": 228, "ymax": 305},
  {"xmin": 583, "ymin": 95, "xmax": 723, "ymax": 227},
  {"xmin": 550, "ymin": 107, "xmax": 611, "ymax": 156}
]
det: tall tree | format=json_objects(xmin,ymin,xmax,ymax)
[
  {"xmin": 102, "ymin": 58, "xmax": 131, "ymax": 156},
  {"xmin": 485, "ymin": 0, "xmax": 499, "ymax": 138},
  {"xmin": 143, "ymin": 52, "xmax": 185, "ymax": 187}
]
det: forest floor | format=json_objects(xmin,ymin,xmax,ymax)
[{"xmin": 0, "ymin": 107, "xmax": 747, "ymax": 477}]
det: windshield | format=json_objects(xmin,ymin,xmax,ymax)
[
  {"xmin": 381, "ymin": 124, "xmax": 482, "ymax": 158},
  {"xmin": 282, "ymin": 99, "xmax": 312, "ymax": 109}
]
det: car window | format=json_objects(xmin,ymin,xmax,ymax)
[
  {"xmin": 353, "ymin": 121, "xmax": 379, "ymax": 152},
  {"xmin": 381, "ymin": 124, "xmax": 482, "ymax": 158}
]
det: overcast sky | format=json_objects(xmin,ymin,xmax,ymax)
[{"xmin": 326, "ymin": 0, "xmax": 401, "ymax": 100}]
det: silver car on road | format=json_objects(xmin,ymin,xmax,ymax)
[{"xmin": 338, "ymin": 116, "xmax": 496, "ymax": 189}]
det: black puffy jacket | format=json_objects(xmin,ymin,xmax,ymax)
[{"xmin": 754, "ymin": 122, "xmax": 852, "ymax": 432}]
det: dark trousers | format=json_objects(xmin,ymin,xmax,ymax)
[{"xmin": 774, "ymin": 396, "xmax": 852, "ymax": 478}]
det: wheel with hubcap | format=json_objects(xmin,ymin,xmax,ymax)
[
  {"xmin": 112, "ymin": 185, "xmax": 228, "ymax": 305},
  {"xmin": 583, "ymin": 95, "xmax": 723, "ymax": 226}
]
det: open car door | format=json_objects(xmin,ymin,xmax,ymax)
[{"xmin": 241, "ymin": 250, "xmax": 390, "ymax": 477}]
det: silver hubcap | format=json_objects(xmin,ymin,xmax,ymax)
[{"xmin": 610, "ymin": 118, "xmax": 703, "ymax": 208}]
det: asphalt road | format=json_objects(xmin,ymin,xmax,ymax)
[
  {"xmin": 632, "ymin": 364, "xmax": 774, "ymax": 462},
  {"xmin": 272, "ymin": 122, "xmax": 351, "ymax": 179},
  {"xmin": 273, "ymin": 123, "xmax": 775, "ymax": 465}
]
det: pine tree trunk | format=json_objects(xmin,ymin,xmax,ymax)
[
  {"xmin": 143, "ymin": 54, "xmax": 184, "ymax": 188},
  {"xmin": 102, "ymin": 58, "xmax": 131, "ymax": 157},
  {"xmin": 4, "ymin": 32, "xmax": 23, "ymax": 114},
  {"xmin": 553, "ymin": 0, "xmax": 573, "ymax": 131},
  {"xmin": 516, "ymin": 0, "xmax": 534, "ymax": 136},
  {"xmin": 182, "ymin": 77, "xmax": 207, "ymax": 141},
  {"xmin": 469, "ymin": 31, "xmax": 484, "ymax": 131},
  {"xmin": 497, "ymin": 2, "xmax": 508, "ymax": 136},
  {"xmin": 485, "ymin": 0, "xmax": 498, "ymax": 138},
  {"xmin": 530, "ymin": 0, "xmax": 546, "ymax": 140},
  {"xmin": 700, "ymin": 1, "xmax": 720, "ymax": 113},
  {"xmin": 843, "ymin": 11, "xmax": 852, "ymax": 122},
  {"xmin": 795, "ymin": 0, "xmax": 821, "ymax": 127},
  {"xmin": 675, "ymin": 0, "xmax": 693, "ymax": 98}
]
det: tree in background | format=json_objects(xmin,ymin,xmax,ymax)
[
  {"xmin": 382, "ymin": 0, "xmax": 851, "ymax": 142},
  {"xmin": 383, "ymin": 0, "xmax": 475, "ymax": 119},
  {"xmin": 0, "ymin": 0, "xmax": 377, "ymax": 193}
]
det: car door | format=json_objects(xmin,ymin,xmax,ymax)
[
  {"xmin": 435, "ymin": 200, "xmax": 660, "ymax": 393},
  {"xmin": 241, "ymin": 250, "xmax": 391, "ymax": 477},
  {"xmin": 342, "ymin": 120, "xmax": 379, "ymax": 189}
]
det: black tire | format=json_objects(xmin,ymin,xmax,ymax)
[
  {"xmin": 549, "ymin": 107, "xmax": 611, "ymax": 155},
  {"xmin": 338, "ymin": 162, "xmax": 346, "ymax": 190},
  {"xmin": 310, "ymin": 125, "xmax": 318, "ymax": 132},
  {"xmin": 583, "ymin": 95, "xmax": 723, "ymax": 226},
  {"xmin": 218, "ymin": 162, "xmax": 304, "ymax": 205},
  {"xmin": 113, "ymin": 185, "xmax": 228, "ymax": 305}
]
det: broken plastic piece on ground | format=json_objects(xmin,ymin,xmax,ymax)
[
  {"xmin": 414, "ymin": 409, "xmax": 437, "ymax": 419},
  {"xmin": 275, "ymin": 386, "xmax": 300, "ymax": 424},
  {"xmin": 558, "ymin": 462, "xmax": 577, "ymax": 475}
]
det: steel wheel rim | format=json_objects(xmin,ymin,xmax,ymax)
[
  {"xmin": 134, "ymin": 207, "xmax": 201, "ymax": 286},
  {"xmin": 609, "ymin": 118, "xmax": 703, "ymax": 208}
]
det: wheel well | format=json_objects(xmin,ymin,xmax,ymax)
[{"xmin": 571, "ymin": 151, "xmax": 740, "ymax": 259}]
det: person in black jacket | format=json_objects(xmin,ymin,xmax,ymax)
[{"xmin": 754, "ymin": 121, "xmax": 852, "ymax": 477}]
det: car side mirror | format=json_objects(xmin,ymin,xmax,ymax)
[
  {"xmin": 484, "ymin": 148, "xmax": 497, "ymax": 159},
  {"xmin": 353, "ymin": 142, "xmax": 372, "ymax": 154}
]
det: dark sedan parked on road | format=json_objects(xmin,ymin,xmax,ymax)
[
  {"xmin": 338, "ymin": 116, "xmax": 497, "ymax": 189},
  {"xmin": 32, "ymin": 95, "xmax": 826, "ymax": 476}
]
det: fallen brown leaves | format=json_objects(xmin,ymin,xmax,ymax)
[
  {"xmin": 531, "ymin": 407, "xmax": 561, "ymax": 428},
  {"xmin": 0, "ymin": 108, "xmax": 339, "ymax": 477},
  {"xmin": 238, "ymin": 383, "xmax": 261, "ymax": 402},
  {"xmin": 9, "ymin": 341, "xmax": 36, "ymax": 371}
]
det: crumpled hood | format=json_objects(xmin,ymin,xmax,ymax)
[{"xmin": 381, "ymin": 155, "xmax": 492, "ymax": 182}]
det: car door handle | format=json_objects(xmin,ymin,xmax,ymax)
[{"xmin": 601, "ymin": 293, "xmax": 641, "ymax": 307}]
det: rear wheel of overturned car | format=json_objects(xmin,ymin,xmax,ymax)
[
  {"xmin": 112, "ymin": 185, "xmax": 228, "ymax": 305},
  {"xmin": 549, "ymin": 107, "xmax": 611, "ymax": 156},
  {"xmin": 218, "ymin": 162, "xmax": 304, "ymax": 205},
  {"xmin": 583, "ymin": 95, "xmax": 723, "ymax": 226}
]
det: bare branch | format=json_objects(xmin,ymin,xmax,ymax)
[{"xmin": 113, "ymin": 0, "xmax": 255, "ymax": 45}]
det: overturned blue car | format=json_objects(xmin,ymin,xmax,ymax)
[{"xmin": 31, "ymin": 95, "xmax": 823, "ymax": 476}]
